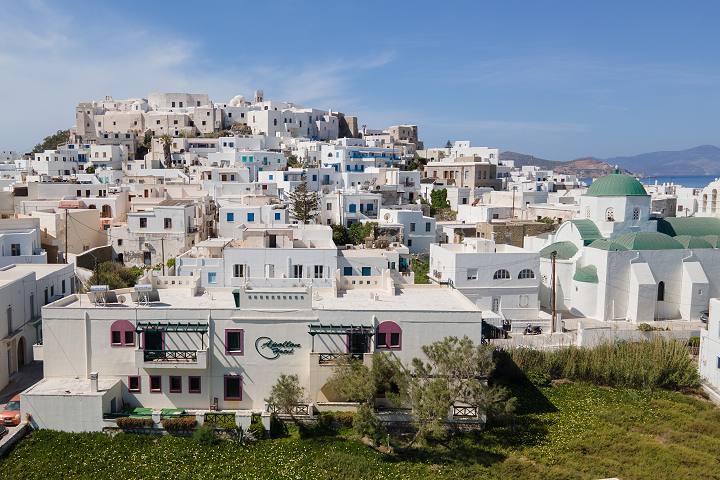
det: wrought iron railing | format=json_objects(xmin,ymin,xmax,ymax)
[
  {"xmin": 267, "ymin": 404, "xmax": 311, "ymax": 415},
  {"xmin": 452, "ymin": 406, "xmax": 478, "ymax": 418},
  {"xmin": 317, "ymin": 353, "xmax": 364, "ymax": 364},
  {"xmin": 143, "ymin": 350, "xmax": 197, "ymax": 362}
]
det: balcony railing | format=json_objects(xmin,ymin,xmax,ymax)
[
  {"xmin": 452, "ymin": 406, "xmax": 479, "ymax": 418},
  {"xmin": 318, "ymin": 353, "xmax": 364, "ymax": 365},
  {"xmin": 143, "ymin": 350, "xmax": 197, "ymax": 362}
]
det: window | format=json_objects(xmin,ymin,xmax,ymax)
[
  {"xmin": 425, "ymin": 222, "xmax": 431, "ymax": 232},
  {"xmin": 657, "ymin": 281, "xmax": 665, "ymax": 301},
  {"xmin": 110, "ymin": 320, "xmax": 135, "ymax": 346},
  {"xmin": 139, "ymin": 217, "xmax": 147, "ymax": 228},
  {"xmin": 247, "ymin": 212, "xmax": 255, "ymax": 222},
  {"xmin": 519, "ymin": 294, "xmax": 529, "ymax": 307},
  {"xmin": 164, "ymin": 218, "xmax": 172, "ymax": 229},
  {"xmin": 410, "ymin": 222, "xmax": 416, "ymax": 232},
  {"xmin": 293, "ymin": 265, "xmax": 303, "ymax": 278},
  {"xmin": 326, "ymin": 203, "xmax": 332, "ymax": 211},
  {"xmin": 349, "ymin": 204, "xmax": 356, "ymax": 213},
  {"xmin": 361, "ymin": 266, "xmax": 371, "ymax": 276},
  {"xmin": 150, "ymin": 375, "xmax": 162, "ymax": 393},
  {"xmin": 493, "ymin": 269, "xmax": 511, "ymax": 280},
  {"xmin": 314, "ymin": 265, "xmax": 324, "ymax": 278},
  {"xmin": 208, "ymin": 272, "xmax": 217, "ymax": 284},
  {"xmin": 10, "ymin": 244, "xmax": 20, "ymax": 256},
  {"xmin": 226, "ymin": 212, "xmax": 235, "ymax": 222},
  {"xmin": 128, "ymin": 376, "xmax": 141, "ymax": 393},
  {"xmin": 225, "ymin": 329, "xmax": 244, "ymax": 355},
  {"xmin": 605, "ymin": 207, "xmax": 615, "ymax": 222},
  {"xmin": 467, "ymin": 268, "xmax": 478, "ymax": 280},
  {"xmin": 62, "ymin": 279, "xmax": 66, "ymax": 294},
  {"xmin": 343, "ymin": 266, "xmax": 353, "ymax": 276},
  {"xmin": 169, "ymin": 376, "xmax": 182, "ymax": 393},
  {"xmin": 518, "ymin": 269, "xmax": 535, "ymax": 279},
  {"xmin": 407, "ymin": 239, "xmax": 412, "ymax": 247},
  {"xmin": 189, "ymin": 376, "xmax": 201, "ymax": 393},
  {"xmin": 632, "ymin": 207, "xmax": 640, "ymax": 220},
  {"xmin": 376, "ymin": 321, "xmax": 401, "ymax": 350},
  {"xmin": 233, "ymin": 264, "xmax": 244, "ymax": 278},
  {"xmin": 274, "ymin": 212, "xmax": 281, "ymax": 221},
  {"xmin": 224, "ymin": 375, "xmax": 242, "ymax": 400},
  {"xmin": 117, "ymin": 239, "xmax": 123, "ymax": 246}
]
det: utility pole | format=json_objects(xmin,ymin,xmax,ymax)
[
  {"xmin": 550, "ymin": 250, "xmax": 557, "ymax": 333},
  {"xmin": 511, "ymin": 186, "xmax": 517, "ymax": 218},
  {"xmin": 161, "ymin": 237, "xmax": 165, "ymax": 276},
  {"xmin": 64, "ymin": 208, "xmax": 69, "ymax": 264}
]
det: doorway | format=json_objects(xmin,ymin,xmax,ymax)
[
  {"xmin": 17, "ymin": 337, "xmax": 25, "ymax": 368},
  {"xmin": 144, "ymin": 331, "xmax": 163, "ymax": 351},
  {"xmin": 347, "ymin": 332, "xmax": 369, "ymax": 355}
]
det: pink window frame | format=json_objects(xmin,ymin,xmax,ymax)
[
  {"xmin": 169, "ymin": 376, "xmax": 182, "ymax": 393},
  {"xmin": 149, "ymin": 375, "xmax": 162, "ymax": 393},
  {"xmin": 110, "ymin": 320, "xmax": 135, "ymax": 347},
  {"xmin": 127, "ymin": 375, "xmax": 141, "ymax": 393},
  {"xmin": 376, "ymin": 321, "xmax": 402, "ymax": 350},
  {"xmin": 224, "ymin": 375, "xmax": 242, "ymax": 401},
  {"xmin": 188, "ymin": 376, "xmax": 201, "ymax": 394},
  {"xmin": 224, "ymin": 329, "xmax": 244, "ymax": 356}
]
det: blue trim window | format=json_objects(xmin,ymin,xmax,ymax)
[
  {"xmin": 247, "ymin": 212, "xmax": 255, "ymax": 222},
  {"xmin": 348, "ymin": 204, "xmax": 357, "ymax": 213},
  {"xmin": 361, "ymin": 267, "xmax": 371, "ymax": 276},
  {"xmin": 226, "ymin": 212, "xmax": 234, "ymax": 222},
  {"xmin": 343, "ymin": 267, "xmax": 353, "ymax": 276},
  {"xmin": 208, "ymin": 272, "xmax": 217, "ymax": 284},
  {"xmin": 366, "ymin": 203, "xmax": 373, "ymax": 212},
  {"xmin": 274, "ymin": 212, "xmax": 281, "ymax": 221}
]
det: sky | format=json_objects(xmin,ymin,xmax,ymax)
[{"xmin": 1, "ymin": 0, "xmax": 719, "ymax": 160}]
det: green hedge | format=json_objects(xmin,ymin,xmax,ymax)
[
  {"xmin": 503, "ymin": 338, "xmax": 699, "ymax": 390},
  {"xmin": 161, "ymin": 417, "xmax": 197, "ymax": 432},
  {"xmin": 116, "ymin": 417, "xmax": 153, "ymax": 430}
]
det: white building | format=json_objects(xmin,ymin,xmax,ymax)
[
  {"xmin": 377, "ymin": 208, "xmax": 436, "ymax": 253},
  {"xmin": 430, "ymin": 238, "xmax": 540, "ymax": 323}
]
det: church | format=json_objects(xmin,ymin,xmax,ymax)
[{"xmin": 533, "ymin": 172, "xmax": 720, "ymax": 323}]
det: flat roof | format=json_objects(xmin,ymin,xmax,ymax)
[
  {"xmin": 23, "ymin": 377, "xmax": 120, "ymax": 397},
  {"xmin": 54, "ymin": 285, "xmax": 480, "ymax": 313},
  {"xmin": 0, "ymin": 263, "xmax": 70, "ymax": 283}
]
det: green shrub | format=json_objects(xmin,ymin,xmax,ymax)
[
  {"xmin": 506, "ymin": 338, "xmax": 700, "ymax": 390},
  {"xmin": 116, "ymin": 417, "xmax": 153, "ymax": 430},
  {"xmin": 329, "ymin": 411, "xmax": 355, "ymax": 428},
  {"xmin": 192, "ymin": 424, "xmax": 218, "ymax": 446},
  {"xmin": 688, "ymin": 336, "xmax": 700, "ymax": 347},
  {"xmin": 247, "ymin": 416, "xmax": 266, "ymax": 439},
  {"xmin": 161, "ymin": 416, "xmax": 197, "ymax": 432},
  {"xmin": 269, "ymin": 413, "xmax": 288, "ymax": 438}
]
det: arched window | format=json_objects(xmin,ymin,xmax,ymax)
[
  {"xmin": 110, "ymin": 320, "xmax": 135, "ymax": 347},
  {"xmin": 632, "ymin": 207, "xmax": 640, "ymax": 220},
  {"xmin": 493, "ymin": 269, "xmax": 511, "ymax": 280},
  {"xmin": 605, "ymin": 207, "xmax": 615, "ymax": 222},
  {"xmin": 657, "ymin": 281, "xmax": 665, "ymax": 302},
  {"xmin": 518, "ymin": 269, "xmax": 535, "ymax": 279},
  {"xmin": 376, "ymin": 321, "xmax": 401, "ymax": 350}
]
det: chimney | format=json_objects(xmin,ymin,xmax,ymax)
[{"xmin": 90, "ymin": 372, "xmax": 98, "ymax": 393}]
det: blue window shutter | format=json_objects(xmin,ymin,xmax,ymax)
[
  {"xmin": 362, "ymin": 267, "xmax": 371, "ymax": 276},
  {"xmin": 226, "ymin": 212, "xmax": 234, "ymax": 222},
  {"xmin": 343, "ymin": 267, "xmax": 353, "ymax": 276},
  {"xmin": 274, "ymin": 212, "xmax": 281, "ymax": 220},
  {"xmin": 247, "ymin": 212, "xmax": 255, "ymax": 222}
]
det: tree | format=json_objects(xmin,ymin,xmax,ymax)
[
  {"xmin": 430, "ymin": 188, "xmax": 449, "ymax": 211},
  {"xmin": 31, "ymin": 130, "xmax": 70, "ymax": 154},
  {"xmin": 86, "ymin": 261, "xmax": 144, "ymax": 290},
  {"xmin": 265, "ymin": 374, "xmax": 305, "ymax": 417},
  {"xmin": 230, "ymin": 122, "xmax": 252, "ymax": 135},
  {"xmin": 348, "ymin": 222, "xmax": 375, "ymax": 245},
  {"xmin": 331, "ymin": 224, "xmax": 351, "ymax": 246},
  {"xmin": 286, "ymin": 155, "xmax": 303, "ymax": 169},
  {"xmin": 407, "ymin": 336, "xmax": 514, "ymax": 444},
  {"xmin": 445, "ymin": 140, "xmax": 452, "ymax": 149},
  {"xmin": 84, "ymin": 166, "xmax": 96, "ymax": 174},
  {"xmin": 159, "ymin": 135, "xmax": 172, "ymax": 168},
  {"xmin": 288, "ymin": 178, "xmax": 319, "ymax": 224}
]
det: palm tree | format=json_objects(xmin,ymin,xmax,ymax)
[{"xmin": 159, "ymin": 135, "xmax": 172, "ymax": 168}]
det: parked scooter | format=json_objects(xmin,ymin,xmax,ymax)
[{"xmin": 523, "ymin": 324, "xmax": 542, "ymax": 335}]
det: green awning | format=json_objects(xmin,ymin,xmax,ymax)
[
  {"xmin": 308, "ymin": 323, "xmax": 375, "ymax": 335},
  {"xmin": 135, "ymin": 322, "xmax": 208, "ymax": 333}
]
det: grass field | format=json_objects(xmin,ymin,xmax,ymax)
[{"xmin": 2, "ymin": 381, "xmax": 719, "ymax": 479}]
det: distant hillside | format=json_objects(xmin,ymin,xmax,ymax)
[
  {"xmin": 500, "ymin": 151, "xmax": 629, "ymax": 178},
  {"xmin": 500, "ymin": 151, "xmax": 559, "ymax": 169},
  {"xmin": 605, "ymin": 145, "xmax": 720, "ymax": 176}
]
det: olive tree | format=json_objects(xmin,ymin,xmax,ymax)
[{"xmin": 265, "ymin": 374, "xmax": 305, "ymax": 417}]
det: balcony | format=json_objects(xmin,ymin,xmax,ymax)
[{"xmin": 135, "ymin": 349, "xmax": 207, "ymax": 369}]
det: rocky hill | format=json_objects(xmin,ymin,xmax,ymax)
[{"xmin": 500, "ymin": 152, "xmax": 629, "ymax": 178}]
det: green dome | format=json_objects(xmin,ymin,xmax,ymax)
[
  {"xmin": 573, "ymin": 265, "xmax": 598, "ymax": 283},
  {"xmin": 539, "ymin": 241, "xmax": 578, "ymax": 260},
  {"xmin": 586, "ymin": 174, "xmax": 648, "ymax": 197},
  {"xmin": 674, "ymin": 235, "xmax": 714, "ymax": 249},
  {"xmin": 611, "ymin": 232, "xmax": 683, "ymax": 250}
]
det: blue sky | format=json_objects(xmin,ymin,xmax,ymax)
[{"xmin": 1, "ymin": 0, "xmax": 718, "ymax": 160}]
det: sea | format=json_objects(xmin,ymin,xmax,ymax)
[{"xmin": 582, "ymin": 175, "xmax": 717, "ymax": 189}]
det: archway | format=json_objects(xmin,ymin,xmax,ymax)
[{"xmin": 17, "ymin": 337, "xmax": 25, "ymax": 368}]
